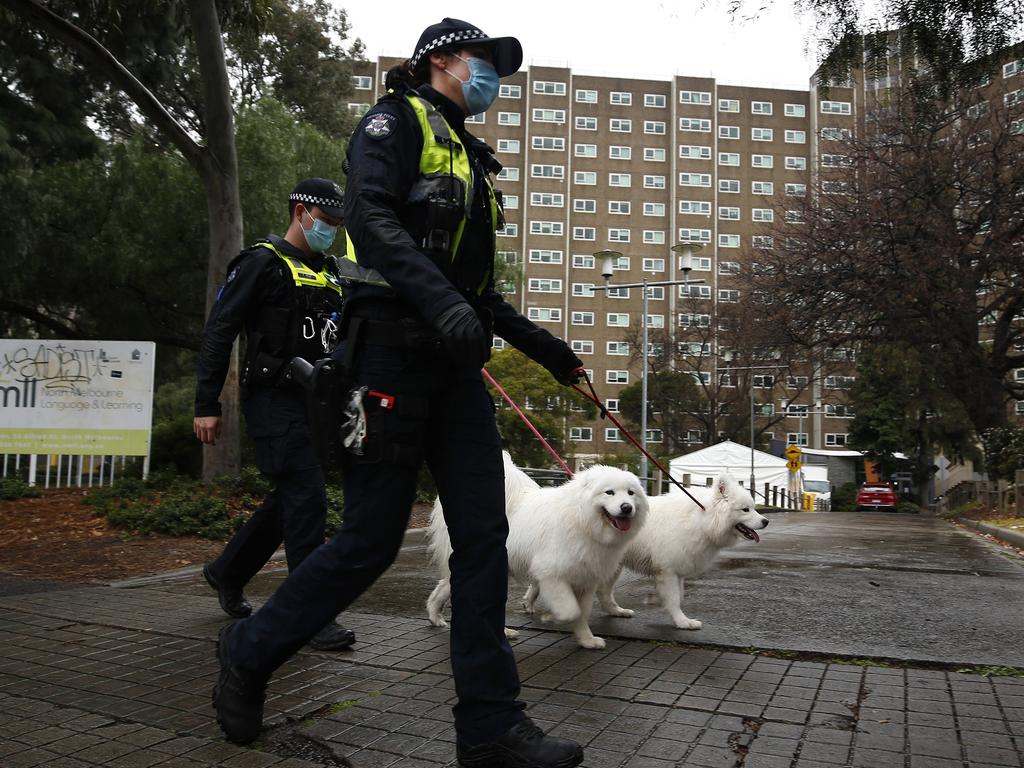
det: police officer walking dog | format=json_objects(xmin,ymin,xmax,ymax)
[
  {"xmin": 194, "ymin": 178, "xmax": 355, "ymax": 652},
  {"xmin": 212, "ymin": 19, "xmax": 586, "ymax": 768}
]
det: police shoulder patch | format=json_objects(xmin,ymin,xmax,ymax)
[{"xmin": 364, "ymin": 112, "xmax": 396, "ymax": 140}]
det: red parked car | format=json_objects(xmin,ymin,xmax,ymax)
[{"xmin": 855, "ymin": 482, "xmax": 898, "ymax": 512}]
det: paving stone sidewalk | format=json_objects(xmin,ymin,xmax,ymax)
[{"xmin": 0, "ymin": 579, "xmax": 1022, "ymax": 768}]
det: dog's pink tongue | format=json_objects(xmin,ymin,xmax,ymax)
[{"xmin": 613, "ymin": 516, "xmax": 632, "ymax": 532}]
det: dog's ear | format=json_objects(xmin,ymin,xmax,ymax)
[{"xmin": 715, "ymin": 473, "xmax": 737, "ymax": 500}]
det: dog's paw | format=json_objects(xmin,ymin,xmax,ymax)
[
  {"xmin": 521, "ymin": 601, "xmax": 536, "ymax": 614},
  {"xmin": 504, "ymin": 627, "xmax": 519, "ymax": 639},
  {"xmin": 429, "ymin": 617, "xmax": 448, "ymax": 628},
  {"xmin": 673, "ymin": 617, "xmax": 702, "ymax": 630},
  {"xmin": 608, "ymin": 607, "xmax": 634, "ymax": 618},
  {"xmin": 578, "ymin": 636, "xmax": 606, "ymax": 650},
  {"xmin": 539, "ymin": 612, "xmax": 553, "ymax": 623}
]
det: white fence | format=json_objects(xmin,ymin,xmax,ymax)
[{"xmin": 2, "ymin": 453, "xmax": 146, "ymax": 488}]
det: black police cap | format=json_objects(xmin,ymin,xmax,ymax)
[
  {"xmin": 289, "ymin": 178, "xmax": 344, "ymax": 219},
  {"xmin": 410, "ymin": 18, "xmax": 523, "ymax": 78}
]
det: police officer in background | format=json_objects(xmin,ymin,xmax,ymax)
[
  {"xmin": 194, "ymin": 178, "xmax": 355, "ymax": 653},
  {"xmin": 213, "ymin": 19, "xmax": 585, "ymax": 767}
]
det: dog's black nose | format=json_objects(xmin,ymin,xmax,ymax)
[
  {"xmin": 620, "ymin": 502, "xmax": 633, "ymax": 515},
  {"xmin": 761, "ymin": 518, "xmax": 769, "ymax": 527}
]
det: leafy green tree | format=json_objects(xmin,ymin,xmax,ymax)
[
  {"xmin": 483, "ymin": 348, "xmax": 596, "ymax": 469},
  {"xmin": 618, "ymin": 370, "xmax": 703, "ymax": 457},
  {"xmin": 981, "ymin": 425, "xmax": 1024, "ymax": 482}
]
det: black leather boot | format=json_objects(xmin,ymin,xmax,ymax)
[
  {"xmin": 457, "ymin": 719, "xmax": 584, "ymax": 768},
  {"xmin": 203, "ymin": 563, "xmax": 252, "ymax": 619},
  {"xmin": 307, "ymin": 620, "xmax": 356, "ymax": 651},
  {"xmin": 212, "ymin": 623, "xmax": 266, "ymax": 745}
]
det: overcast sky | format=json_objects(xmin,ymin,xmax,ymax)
[{"xmin": 336, "ymin": 0, "xmax": 826, "ymax": 91}]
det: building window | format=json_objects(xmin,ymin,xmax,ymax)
[
  {"xmin": 570, "ymin": 427, "xmax": 593, "ymax": 441},
  {"xmin": 680, "ymin": 117, "xmax": 712, "ymax": 132},
  {"xmin": 719, "ymin": 152, "xmax": 740, "ymax": 166},
  {"xmin": 751, "ymin": 101, "xmax": 773, "ymax": 115},
  {"xmin": 497, "ymin": 139, "xmax": 520, "ymax": 153},
  {"xmin": 571, "ymin": 340, "xmax": 594, "ymax": 354},
  {"xmin": 574, "ymin": 171, "xmax": 597, "ymax": 185},
  {"xmin": 785, "ymin": 210, "xmax": 804, "ymax": 223},
  {"xmin": 529, "ymin": 249, "xmax": 563, "ymax": 264},
  {"xmin": 573, "ymin": 255, "xmax": 595, "ymax": 268},
  {"xmin": 531, "ymin": 164, "xmax": 565, "ymax": 179},
  {"xmin": 498, "ymin": 112, "xmax": 521, "ymax": 126},
  {"xmin": 606, "ymin": 399, "xmax": 620, "ymax": 412},
  {"xmin": 571, "ymin": 283, "xmax": 595, "ymax": 297},
  {"xmin": 719, "ymin": 179, "xmax": 740, "ymax": 193},
  {"xmin": 606, "ymin": 370, "xmax": 629, "ymax": 384},
  {"xmin": 719, "ymin": 207, "xmax": 740, "ymax": 220},
  {"xmin": 644, "ymin": 147, "xmax": 666, "ymax": 161},
  {"xmin": 1003, "ymin": 59, "xmax": 1023, "ymax": 78},
  {"xmin": 751, "ymin": 154, "xmax": 774, "ymax": 168},
  {"xmin": 527, "ymin": 307, "xmax": 561, "ymax": 322},
  {"xmin": 610, "ymin": 91, "xmax": 633, "ymax": 105},
  {"xmin": 719, "ymin": 234, "xmax": 740, "ymax": 248},
  {"xmin": 751, "ymin": 208, "xmax": 773, "ymax": 222},
  {"xmin": 785, "ymin": 129, "xmax": 808, "ymax": 144},
  {"xmin": 348, "ymin": 103, "xmax": 370, "ymax": 116},
  {"xmin": 719, "ymin": 125, "xmax": 740, "ymax": 139},
  {"xmin": 752, "ymin": 235, "xmax": 774, "ymax": 249},
  {"xmin": 643, "ymin": 230, "xmax": 665, "ymax": 244},
  {"xmin": 573, "ymin": 198, "xmax": 596, "ymax": 213},
  {"xmin": 785, "ymin": 156, "xmax": 807, "ymax": 170},
  {"xmin": 608, "ymin": 200, "xmax": 631, "ymax": 215},
  {"xmin": 528, "ymin": 278, "xmax": 562, "ymax": 293},
  {"xmin": 571, "ymin": 311, "xmax": 594, "ymax": 325},
  {"xmin": 719, "ymin": 261, "xmax": 740, "ymax": 274},
  {"xmin": 575, "ymin": 143, "xmax": 597, "ymax": 157},
  {"xmin": 609, "ymin": 173, "xmax": 632, "ymax": 187},
  {"xmin": 719, "ymin": 289, "xmax": 740, "ymax": 302},
  {"xmin": 788, "ymin": 432, "xmax": 809, "ymax": 447},
  {"xmin": 609, "ymin": 145, "xmax": 632, "ymax": 160},
  {"xmin": 752, "ymin": 181, "xmax": 774, "ymax": 195},
  {"xmin": 679, "ymin": 200, "xmax": 712, "ymax": 215},
  {"xmin": 642, "ymin": 257, "xmax": 665, "ymax": 272},
  {"xmin": 644, "ymin": 120, "xmax": 667, "ymax": 134},
  {"xmin": 820, "ymin": 127, "xmax": 851, "ymax": 141},
  {"xmin": 499, "ymin": 84, "xmax": 521, "ymax": 98},
  {"xmin": 678, "ymin": 227, "xmax": 711, "ymax": 243},
  {"xmin": 679, "ymin": 284, "xmax": 711, "ymax": 299},
  {"xmin": 645, "ymin": 93, "xmax": 666, "ymax": 107},
  {"xmin": 575, "ymin": 88, "xmax": 598, "ymax": 103},
  {"xmin": 608, "ymin": 227, "xmax": 631, "ymax": 242},
  {"xmin": 530, "ymin": 192, "xmax": 564, "ymax": 207},
  {"xmin": 533, "ymin": 108, "xmax": 566, "ymax": 123},
  {"xmin": 719, "ymin": 98, "xmax": 740, "ymax": 113},
  {"xmin": 642, "ymin": 174, "xmax": 665, "ymax": 189},
  {"xmin": 607, "ymin": 341, "xmax": 629, "ymax": 355},
  {"xmin": 822, "ymin": 153, "xmax": 851, "ymax": 168},
  {"xmin": 351, "ymin": 75, "xmax": 372, "ymax": 89},
  {"xmin": 606, "ymin": 427, "xmax": 623, "ymax": 442},
  {"xmin": 606, "ymin": 313, "xmax": 630, "ymax": 327},
  {"xmin": 575, "ymin": 116, "xmax": 597, "ymax": 130},
  {"xmin": 609, "ymin": 118, "xmax": 632, "ymax": 132},
  {"xmin": 680, "ymin": 172, "xmax": 712, "ymax": 187},
  {"xmin": 503, "ymin": 194, "xmax": 519, "ymax": 209},
  {"xmin": 679, "ymin": 90, "xmax": 712, "ymax": 104},
  {"xmin": 785, "ymin": 182, "xmax": 807, "ymax": 196},
  {"xmin": 497, "ymin": 223, "xmax": 518, "ymax": 236},
  {"xmin": 820, "ymin": 100, "xmax": 852, "ymax": 114},
  {"xmin": 529, "ymin": 221, "xmax": 564, "ymax": 236},
  {"xmin": 825, "ymin": 375, "xmax": 856, "ymax": 389},
  {"xmin": 573, "ymin": 226, "xmax": 596, "ymax": 240},
  {"xmin": 785, "ymin": 103, "xmax": 806, "ymax": 117},
  {"xmin": 752, "ymin": 127, "xmax": 774, "ymax": 141},
  {"xmin": 532, "ymin": 136, "xmax": 566, "ymax": 151},
  {"xmin": 822, "ymin": 180, "xmax": 851, "ymax": 194},
  {"xmin": 534, "ymin": 81, "xmax": 566, "ymax": 95},
  {"xmin": 825, "ymin": 433, "xmax": 849, "ymax": 447},
  {"xmin": 496, "ymin": 167, "xmax": 519, "ymax": 181},
  {"xmin": 465, "ymin": 113, "xmax": 485, "ymax": 124},
  {"xmin": 611, "ymin": 255, "xmax": 630, "ymax": 270},
  {"xmin": 680, "ymin": 145, "xmax": 712, "ymax": 159},
  {"xmin": 643, "ymin": 202, "xmax": 666, "ymax": 216}
]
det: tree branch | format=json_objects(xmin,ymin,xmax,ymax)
[{"xmin": 0, "ymin": 298, "xmax": 83, "ymax": 338}]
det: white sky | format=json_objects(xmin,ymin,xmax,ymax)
[{"xmin": 336, "ymin": 0, "xmax": 826, "ymax": 91}]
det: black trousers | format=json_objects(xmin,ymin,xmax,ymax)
[
  {"xmin": 209, "ymin": 389, "xmax": 327, "ymax": 588},
  {"xmin": 228, "ymin": 339, "xmax": 526, "ymax": 744}
]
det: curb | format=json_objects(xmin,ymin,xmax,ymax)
[{"xmin": 958, "ymin": 517, "xmax": 1024, "ymax": 550}]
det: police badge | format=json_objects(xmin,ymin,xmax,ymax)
[{"xmin": 364, "ymin": 113, "xmax": 395, "ymax": 140}]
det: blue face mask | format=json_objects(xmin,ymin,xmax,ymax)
[
  {"xmin": 448, "ymin": 54, "xmax": 500, "ymax": 116},
  {"xmin": 300, "ymin": 209, "xmax": 338, "ymax": 252}
]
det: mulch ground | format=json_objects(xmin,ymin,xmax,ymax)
[{"xmin": 0, "ymin": 488, "xmax": 431, "ymax": 585}]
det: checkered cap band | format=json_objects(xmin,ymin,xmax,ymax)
[
  {"xmin": 411, "ymin": 28, "xmax": 487, "ymax": 69},
  {"xmin": 289, "ymin": 192, "xmax": 342, "ymax": 209}
]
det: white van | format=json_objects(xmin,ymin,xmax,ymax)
[{"xmin": 801, "ymin": 465, "xmax": 832, "ymax": 510}]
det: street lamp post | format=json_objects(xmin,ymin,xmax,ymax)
[{"xmin": 593, "ymin": 245, "xmax": 705, "ymax": 490}]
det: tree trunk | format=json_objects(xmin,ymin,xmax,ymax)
[{"xmin": 187, "ymin": 0, "xmax": 245, "ymax": 480}]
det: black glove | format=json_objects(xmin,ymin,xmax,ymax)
[
  {"xmin": 544, "ymin": 341, "xmax": 585, "ymax": 386},
  {"xmin": 433, "ymin": 302, "xmax": 491, "ymax": 368}
]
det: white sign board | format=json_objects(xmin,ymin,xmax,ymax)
[{"xmin": 0, "ymin": 340, "xmax": 155, "ymax": 456}]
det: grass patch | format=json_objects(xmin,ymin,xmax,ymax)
[{"xmin": 954, "ymin": 665, "xmax": 1024, "ymax": 678}]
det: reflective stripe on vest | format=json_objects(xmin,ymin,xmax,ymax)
[
  {"xmin": 253, "ymin": 241, "xmax": 343, "ymax": 297},
  {"xmin": 345, "ymin": 93, "xmax": 499, "ymax": 295}
]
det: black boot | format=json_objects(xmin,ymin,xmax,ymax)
[
  {"xmin": 457, "ymin": 719, "xmax": 584, "ymax": 768},
  {"xmin": 203, "ymin": 563, "xmax": 252, "ymax": 619},
  {"xmin": 307, "ymin": 620, "xmax": 356, "ymax": 651},
  {"xmin": 212, "ymin": 623, "xmax": 266, "ymax": 745}
]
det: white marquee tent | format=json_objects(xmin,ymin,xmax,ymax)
[{"xmin": 668, "ymin": 440, "xmax": 792, "ymax": 494}]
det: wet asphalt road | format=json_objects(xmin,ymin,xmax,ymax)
[{"xmin": 241, "ymin": 511, "xmax": 1024, "ymax": 667}]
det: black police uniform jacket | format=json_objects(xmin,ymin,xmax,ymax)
[{"xmin": 343, "ymin": 82, "xmax": 578, "ymax": 378}]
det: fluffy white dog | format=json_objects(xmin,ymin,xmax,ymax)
[
  {"xmin": 595, "ymin": 473, "xmax": 768, "ymax": 630},
  {"xmin": 426, "ymin": 452, "xmax": 648, "ymax": 649}
]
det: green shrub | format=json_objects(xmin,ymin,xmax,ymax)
[
  {"xmin": 896, "ymin": 500, "xmax": 921, "ymax": 515},
  {"xmin": 831, "ymin": 482, "xmax": 858, "ymax": 512},
  {"xmin": 0, "ymin": 477, "xmax": 42, "ymax": 500},
  {"xmin": 325, "ymin": 484, "xmax": 344, "ymax": 536}
]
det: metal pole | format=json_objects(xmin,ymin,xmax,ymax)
[
  {"xmin": 640, "ymin": 278, "xmax": 649, "ymax": 487},
  {"xmin": 750, "ymin": 378, "xmax": 756, "ymax": 493}
]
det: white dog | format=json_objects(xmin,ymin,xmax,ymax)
[
  {"xmin": 595, "ymin": 473, "xmax": 768, "ymax": 630},
  {"xmin": 426, "ymin": 452, "xmax": 648, "ymax": 649}
]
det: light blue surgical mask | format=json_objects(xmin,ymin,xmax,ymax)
[
  {"xmin": 300, "ymin": 209, "xmax": 338, "ymax": 252},
  {"xmin": 447, "ymin": 54, "xmax": 500, "ymax": 116}
]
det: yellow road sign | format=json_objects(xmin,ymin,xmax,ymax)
[
  {"xmin": 784, "ymin": 444, "xmax": 802, "ymax": 460},
  {"xmin": 787, "ymin": 458, "xmax": 802, "ymax": 472}
]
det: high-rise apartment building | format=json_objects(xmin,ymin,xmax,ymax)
[{"xmin": 347, "ymin": 47, "xmax": 1021, "ymax": 459}]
